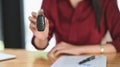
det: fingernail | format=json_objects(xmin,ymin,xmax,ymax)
[
  {"xmin": 28, "ymin": 16, "xmax": 31, "ymax": 19},
  {"xmin": 31, "ymin": 12, "xmax": 36, "ymax": 14}
]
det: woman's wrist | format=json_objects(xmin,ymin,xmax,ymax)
[
  {"xmin": 79, "ymin": 45, "xmax": 103, "ymax": 54},
  {"xmin": 33, "ymin": 36, "xmax": 48, "ymax": 49}
]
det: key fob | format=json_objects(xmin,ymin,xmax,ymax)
[{"xmin": 36, "ymin": 14, "xmax": 45, "ymax": 31}]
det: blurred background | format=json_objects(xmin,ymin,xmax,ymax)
[
  {"xmin": 0, "ymin": 0, "xmax": 119, "ymax": 51},
  {"xmin": 0, "ymin": 0, "xmax": 55, "ymax": 51}
]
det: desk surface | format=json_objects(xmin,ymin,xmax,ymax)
[{"xmin": 0, "ymin": 49, "xmax": 120, "ymax": 67}]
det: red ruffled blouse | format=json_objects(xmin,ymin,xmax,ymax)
[{"xmin": 32, "ymin": 0, "xmax": 120, "ymax": 52}]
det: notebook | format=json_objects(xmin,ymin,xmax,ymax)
[
  {"xmin": 0, "ymin": 52, "xmax": 16, "ymax": 61},
  {"xmin": 51, "ymin": 55, "xmax": 107, "ymax": 67}
]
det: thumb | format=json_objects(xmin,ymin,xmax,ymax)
[
  {"xmin": 45, "ymin": 17, "xmax": 49, "ymax": 30},
  {"xmin": 38, "ymin": 9, "xmax": 44, "ymax": 15}
]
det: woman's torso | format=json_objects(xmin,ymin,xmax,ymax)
[{"xmin": 42, "ymin": 0, "xmax": 117, "ymax": 45}]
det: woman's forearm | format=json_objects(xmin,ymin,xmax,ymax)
[
  {"xmin": 48, "ymin": 42, "xmax": 117, "ymax": 57},
  {"xmin": 34, "ymin": 37, "xmax": 48, "ymax": 49},
  {"xmin": 81, "ymin": 44, "xmax": 117, "ymax": 54}
]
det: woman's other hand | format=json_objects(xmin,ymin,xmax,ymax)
[{"xmin": 48, "ymin": 42, "xmax": 83, "ymax": 58}]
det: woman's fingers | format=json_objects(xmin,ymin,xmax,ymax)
[
  {"xmin": 31, "ymin": 12, "xmax": 38, "ymax": 18},
  {"xmin": 48, "ymin": 42, "xmax": 82, "ymax": 57},
  {"xmin": 29, "ymin": 16, "xmax": 37, "ymax": 33},
  {"xmin": 48, "ymin": 45, "xmax": 65, "ymax": 58},
  {"xmin": 54, "ymin": 50, "xmax": 70, "ymax": 57},
  {"xmin": 29, "ymin": 22, "xmax": 36, "ymax": 32},
  {"xmin": 29, "ymin": 16, "xmax": 37, "ymax": 25}
]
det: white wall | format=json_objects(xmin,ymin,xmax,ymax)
[
  {"xmin": 23, "ymin": 0, "xmax": 55, "ymax": 51},
  {"xmin": 117, "ymin": 0, "xmax": 120, "ymax": 11}
]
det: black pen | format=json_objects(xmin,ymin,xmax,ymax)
[{"xmin": 79, "ymin": 56, "xmax": 95, "ymax": 64}]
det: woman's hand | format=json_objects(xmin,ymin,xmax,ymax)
[
  {"xmin": 29, "ymin": 9, "xmax": 49, "ymax": 40},
  {"xmin": 47, "ymin": 42, "xmax": 117, "ymax": 58},
  {"xmin": 48, "ymin": 42, "xmax": 83, "ymax": 57}
]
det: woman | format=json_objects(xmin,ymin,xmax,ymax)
[{"xmin": 29, "ymin": 0, "xmax": 120, "ymax": 57}]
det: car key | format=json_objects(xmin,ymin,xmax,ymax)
[{"xmin": 36, "ymin": 14, "xmax": 45, "ymax": 31}]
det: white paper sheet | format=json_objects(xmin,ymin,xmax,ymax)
[{"xmin": 51, "ymin": 55, "xmax": 106, "ymax": 67}]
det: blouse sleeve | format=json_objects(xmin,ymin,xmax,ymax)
[{"xmin": 105, "ymin": 0, "xmax": 120, "ymax": 52}]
